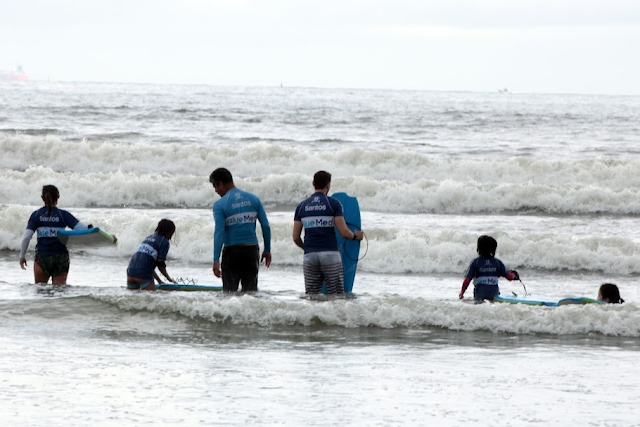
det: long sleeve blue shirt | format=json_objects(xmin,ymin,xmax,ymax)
[{"xmin": 212, "ymin": 188, "xmax": 271, "ymax": 262}]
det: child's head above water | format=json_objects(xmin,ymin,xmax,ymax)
[
  {"xmin": 155, "ymin": 219, "xmax": 176, "ymax": 240},
  {"xmin": 477, "ymin": 235, "xmax": 497, "ymax": 258},
  {"xmin": 597, "ymin": 283, "xmax": 624, "ymax": 304}
]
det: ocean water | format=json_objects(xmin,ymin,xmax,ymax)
[{"xmin": 1, "ymin": 81, "xmax": 640, "ymax": 426}]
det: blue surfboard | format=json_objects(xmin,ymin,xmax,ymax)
[
  {"xmin": 494, "ymin": 295, "xmax": 605, "ymax": 307},
  {"xmin": 321, "ymin": 192, "xmax": 361, "ymax": 294},
  {"xmin": 57, "ymin": 227, "xmax": 117, "ymax": 245}
]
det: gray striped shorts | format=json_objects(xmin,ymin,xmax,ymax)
[{"xmin": 303, "ymin": 251, "xmax": 344, "ymax": 294}]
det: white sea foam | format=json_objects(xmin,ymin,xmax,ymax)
[
  {"xmin": 2, "ymin": 287, "xmax": 635, "ymax": 337},
  {"xmin": 4, "ymin": 135, "xmax": 640, "ymax": 214},
  {"xmin": 86, "ymin": 291, "xmax": 640, "ymax": 336},
  {"xmin": 4, "ymin": 205, "xmax": 640, "ymax": 275}
]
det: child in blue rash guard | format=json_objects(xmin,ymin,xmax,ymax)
[
  {"xmin": 209, "ymin": 168, "xmax": 271, "ymax": 292},
  {"xmin": 19, "ymin": 185, "xmax": 91, "ymax": 285},
  {"xmin": 127, "ymin": 219, "xmax": 177, "ymax": 291},
  {"xmin": 459, "ymin": 235, "xmax": 519, "ymax": 302}
]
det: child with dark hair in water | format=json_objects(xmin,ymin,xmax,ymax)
[
  {"xmin": 598, "ymin": 283, "xmax": 625, "ymax": 304},
  {"xmin": 459, "ymin": 235, "xmax": 520, "ymax": 302},
  {"xmin": 126, "ymin": 219, "xmax": 177, "ymax": 291},
  {"xmin": 19, "ymin": 185, "xmax": 91, "ymax": 285}
]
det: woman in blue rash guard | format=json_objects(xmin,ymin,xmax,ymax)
[
  {"xmin": 126, "ymin": 219, "xmax": 177, "ymax": 291},
  {"xmin": 19, "ymin": 185, "xmax": 91, "ymax": 285}
]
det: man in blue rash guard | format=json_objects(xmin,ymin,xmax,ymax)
[
  {"xmin": 292, "ymin": 171, "xmax": 364, "ymax": 294},
  {"xmin": 209, "ymin": 168, "xmax": 272, "ymax": 292}
]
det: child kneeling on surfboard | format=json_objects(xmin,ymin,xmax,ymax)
[
  {"xmin": 127, "ymin": 219, "xmax": 177, "ymax": 291},
  {"xmin": 459, "ymin": 235, "xmax": 519, "ymax": 302}
]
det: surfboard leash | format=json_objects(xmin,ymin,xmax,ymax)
[
  {"xmin": 518, "ymin": 279, "xmax": 529, "ymax": 297},
  {"xmin": 175, "ymin": 277, "xmax": 198, "ymax": 285},
  {"xmin": 342, "ymin": 230, "xmax": 369, "ymax": 262}
]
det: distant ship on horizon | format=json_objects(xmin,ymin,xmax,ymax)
[{"xmin": 1, "ymin": 65, "xmax": 28, "ymax": 81}]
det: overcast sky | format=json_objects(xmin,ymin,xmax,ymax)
[{"xmin": 2, "ymin": 0, "xmax": 639, "ymax": 94}]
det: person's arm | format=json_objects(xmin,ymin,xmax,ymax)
[
  {"xmin": 459, "ymin": 277, "xmax": 472, "ymax": 299},
  {"xmin": 155, "ymin": 260, "xmax": 175, "ymax": 283},
  {"xmin": 212, "ymin": 203, "xmax": 226, "ymax": 278},
  {"xmin": 153, "ymin": 270, "xmax": 164, "ymax": 284},
  {"xmin": 72, "ymin": 222, "xmax": 91, "ymax": 230},
  {"xmin": 499, "ymin": 259, "xmax": 519, "ymax": 281},
  {"xmin": 460, "ymin": 260, "xmax": 476, "ymax": 299},
  {"xmin": 61, "ymin": 210, "xmax": 88, "ymax": 230},
  {"xmin": 19, "ymin": 229, "xmax": 35, "ymax": 269},
  {"xmin": 20, "ymin": 213, "xmax": 38, "ymax": 269},
  {"xmin": 293, "ymin": 220, "xmax": 304, "ymax": 250},
  {"xmin": 257, "ymin": 202, "xmax": 272, "ymax": 268},
  {"xmin": 334, "ymin": 216, "xmax": 363, "ymax": 241}
]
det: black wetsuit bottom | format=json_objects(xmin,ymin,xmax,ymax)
[{"xmin": 221, "ymin": 245, "xmax": 260, "ymax": 292}]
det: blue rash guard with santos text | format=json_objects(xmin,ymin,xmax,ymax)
[
  {"xmin": 464, "ymin": 256, "xmax": 508, "ymax": 286},
  {"xmin": 294, "ymin": 192, "xmax": 344, "ymax": 254},
  {"xmin": 213, "ymin": 188, "xmax": 271, "ymax": 262},
  {"xmin": 27, "ymin": 207, "xmax": 80, "ymax": 255},
  {"xmin": 127, "ymin": 233, "xmax": 171, "ymax": 280}
]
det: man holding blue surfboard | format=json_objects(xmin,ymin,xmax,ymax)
[{"xmin": 293, "ymin": 171, "xmax": 364, "ymax": 294}]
